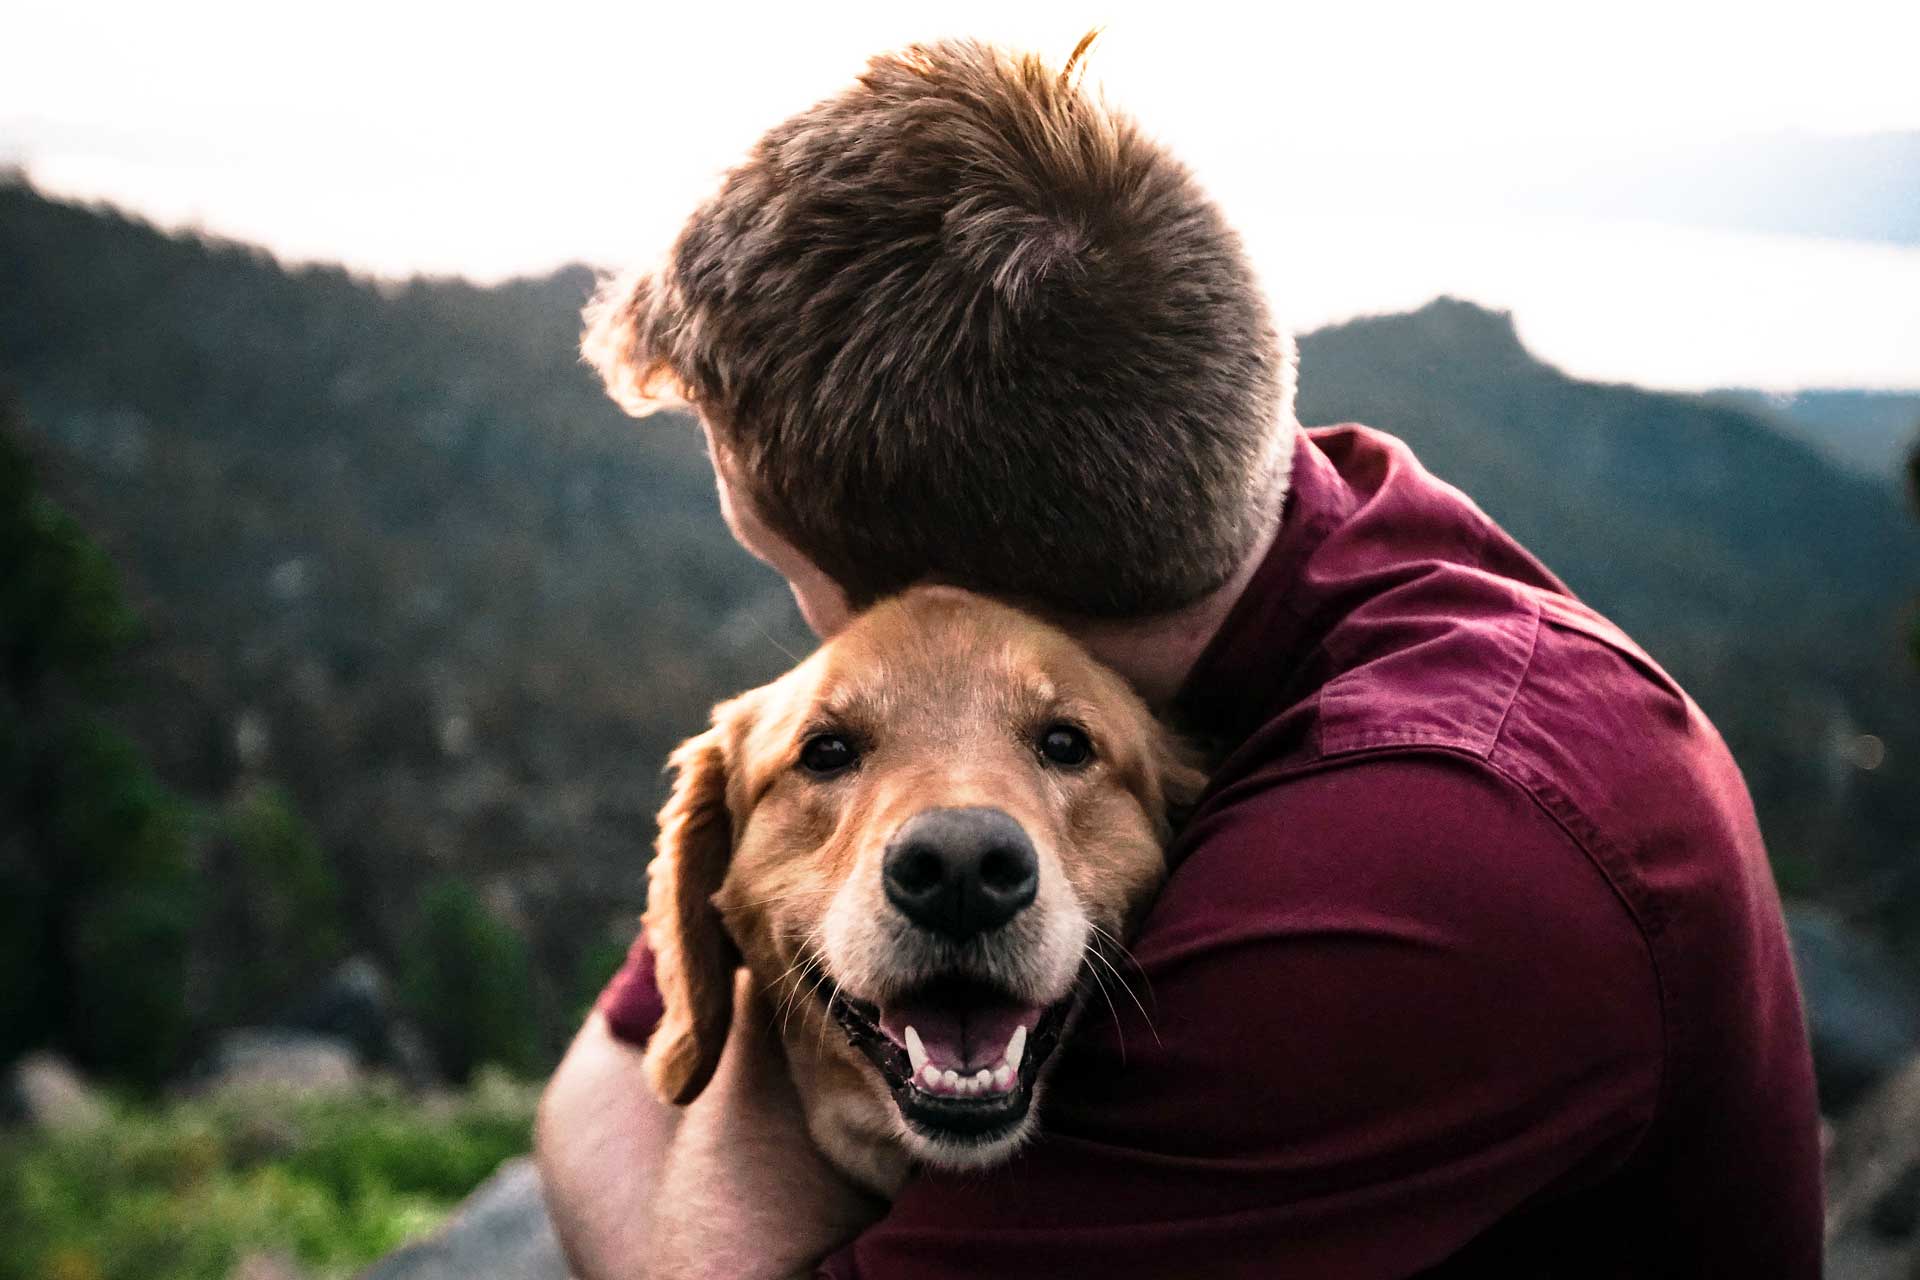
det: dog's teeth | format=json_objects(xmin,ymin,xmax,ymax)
[
  {"xmin": 992, "ymin": 1064, "xmax": 1013, "ymax": 1090},
  {"xmin": 921, "ymin": 1063, "xmax": 942, "ymax": 1089},
  {"xmin": 904, "ymin": 1026, "xmax": 928, "ymax": 1076},
  {"xmin": 1005, "ymin": 1024, "xmax": 1027, "ymax": 1073},
  {"xmin": 974, "ymin": 1068, "xmax": 992, "ymax": 1090},
  {"xmin": 942, "ymin": 1069, "xmax": 960, "ymax": 1091}
]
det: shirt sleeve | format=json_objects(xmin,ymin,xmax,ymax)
[
  {"xmin": 595, "ymin": 924, "xmax": 665, "ymax": 1046},
  {"xmin": 819, "ymin": 752, "xmax": 1664, "ymax": 1279}
]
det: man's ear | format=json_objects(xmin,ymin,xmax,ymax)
[{"xmin": 641, "ymin": 717, "xmax": 742, "ymax": 1105}]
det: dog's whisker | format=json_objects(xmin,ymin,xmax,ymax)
[
  {"xmin": 729, "ymin": 888, "xmax": 827, "ymax": 911},
  {"xmin": 769, "ymin": 924, "xmax": 831, "ymax": 1036},
  {"xmin": 774, "ymin": 934, "xmax": 833, "ymax": 1037},
  {"xmin": 782, "ymin": 961, "xmax": 833, "ymax": 1039},
  {"xmin": 1085, "ymin": 939, "xmax": 1162, "ymax": 1048},
  {"xmin": 815, "ymin": 976, "xmax": 846, "ymax": 1060},
  {"xmin": 775, "ymin": 953, "xmax": 822, "ymax": 1033},
  {"xmin": 771, "ymin": 952, "xmax": 814, "ymax": 988},
  {"xmin": 1084, "ymin": 921, "xmax": 1145, "ymax": 976},
  {"xmin": 782, "ymin": 963, "xmax": 828, "ymax": 1038},
  {"xmin": 751, "ymin": 613, "xmax": 803, "ymax": 664},
  {"xmin": 1087, "ymin": 921, "xmax": 1160, "ymax": 1018},
  {"xmin": 1081, "ymin": 947, "xmax": 1128, "ymax": 1064}
]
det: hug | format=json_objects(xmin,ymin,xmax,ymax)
[{"xmin": 536, "ymin": 34, "xmax": 1823, "ymax": 1280}]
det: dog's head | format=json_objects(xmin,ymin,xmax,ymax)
[{"xmin": 641, "ymin": 585, "xmax": 1203, "ymax": 1170}]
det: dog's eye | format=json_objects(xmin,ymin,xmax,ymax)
[
  {"xmin": 1037, "ymin": 724, "xmax": 1094, "ymax": 768},
  {"xmin": 798, "ymin": 733, "xmax": 859, "ymax": 776}
]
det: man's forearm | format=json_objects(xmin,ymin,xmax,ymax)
[
  {"xmin": 536, "ymin": 1011, "xmax": 679, "ymax": 1280},
  {"xmin": 536, "ymin": 986, "xmax": 887, "ymax": 1280}
]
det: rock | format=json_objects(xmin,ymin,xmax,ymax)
[
  {"xmin": 198, "ymin": 1029, "xmax": 361, "ymax": 1096},
  {"xmin": 6, "ymin": 1051, "xmax": 109, "ymax": 1132},
  {"xmin": 275, "ymin": 955, "xmax": 439, "ymax": 1085},
  {"xmin": 359, "ymin": 1157, "xmax": 568, "ymax": 1280},
  {"xmin": 1826, "ymin": 1054, "xmax": 1920, "ymax": 1277},
  {"xmin": 1787, "ymin": 903, "xmax": 1920, "ymax": 1113},
  {"xmin": 228, "ymin": 1251, "xmax": 308, "ymax": 1280}
]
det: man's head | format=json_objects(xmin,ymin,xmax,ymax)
[{"xmin": 584, "ymin": 33, "xmax": 1295, "ymax": 624}]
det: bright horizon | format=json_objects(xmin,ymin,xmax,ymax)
[{"xmin": 6, "ymin": 0, "xmax": 1920, "ymax": 391}]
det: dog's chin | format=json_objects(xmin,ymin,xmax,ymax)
[{"xmin": 824, "ymin": 974, "xmax": 1075, "ymax": 1168}]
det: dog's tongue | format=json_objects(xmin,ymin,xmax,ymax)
[{"xmin": 880, "ymin": 992, "xmax": 1042, "ymax": 1072}]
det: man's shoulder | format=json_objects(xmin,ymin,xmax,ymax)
[
  {"xmin": 1222, "ymin": 424, "xmax": 1709, "ymax": 791},
  {"xmin": 1226, "ymin": 547, "xmax": 1723, "ymax": 854},
  {"xmin": 1200, "ymin": 572, "xmax": 1755, "ymax": 961}
]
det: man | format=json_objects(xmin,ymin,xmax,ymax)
[{"xmin": 538, "ymin": 36, "xmax": 1822, "ymax": 1278}]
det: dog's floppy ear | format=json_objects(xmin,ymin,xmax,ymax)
[
  {"xmin": 641, "ymin": 716, "xmax": 742, "ymax": 1105},
  {"xmin": 580, "ymin": 268, "xmax": 693, "ymax": 417}
]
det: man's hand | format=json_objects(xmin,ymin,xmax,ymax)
[{"xmin": 536, "ymin": 973, "xmax": 886, "ymax": 1280}]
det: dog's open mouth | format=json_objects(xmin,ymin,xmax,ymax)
[{"xmin": 826, "ymin": 975, "xmax": 1073, "ymax": 1143}]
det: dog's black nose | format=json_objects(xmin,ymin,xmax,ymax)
[{"xmin": 883, "ymin": 807, "xmax": 1039, "ymax": 941}]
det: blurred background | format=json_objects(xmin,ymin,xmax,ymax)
[{"xmin": 2, "ymin": 2, "xmax": 1916, "ymax": 1277}]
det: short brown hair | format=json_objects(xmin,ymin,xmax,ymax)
[{"xmin": 583, "ymin": 34, "xmax": 1294, "ymax": 617}]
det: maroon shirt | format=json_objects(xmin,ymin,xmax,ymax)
[{"xmin": 598, "ymin": 425, "xmax": 1823, "ymax": 1276}]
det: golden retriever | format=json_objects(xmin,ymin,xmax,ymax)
[{"xmin": 639, "ymin": 585, "xmax": 1202, "ymax": 1195}]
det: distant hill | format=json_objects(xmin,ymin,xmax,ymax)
[
  {"xmin": 4, "ymin": 181, "xmax": 1918, "ymax": 1022},
  {"xmin": 1707, "ymin": 389, "xmax": 1920, "ymax": 484}
]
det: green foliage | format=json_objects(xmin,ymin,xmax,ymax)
[
  {"xmin": 567, "ymin": 928, "xmax": 634, "ymax": 1030},
  {"xmin": 0, "ymin": 407, "xmax": 200, "ymax": 1084},
  {"xmin": 0, "ymin": 1077, "xmax": 538, "ymax": 1280},
  {"xmin": 209, "ymin": 784, "xmax": 348, "ymax": 1024},
  {"xmin": 20, "ymin": 720, "xmax": 200, "ymax": 1087},
  {"xmin": 399, "ymin": 880, "xmax": 542, "ymax": 1082},
  {"xmin": 0, "ymin": 421, "xmax": 139, "ymax": 699},
  {"xmin": 68, "ymin": 880, "xmax": 199, "ymax": 1091},
  {"xmin": 1908, "ymin": 429, "xmax": 1919, "ymax": 670}
]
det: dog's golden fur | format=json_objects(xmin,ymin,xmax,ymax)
[{"xmin": 641, "ymin": 586, "xmax": 1202, "ymax": 1193}]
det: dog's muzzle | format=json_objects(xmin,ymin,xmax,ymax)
[{"xmin": 823, "ymin": 805, "xmax": 1077, "ymax": 1147}]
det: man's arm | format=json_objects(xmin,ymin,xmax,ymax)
[
  {"xmin": 537, "ymin": 975, "xmax": 883, "ymax": 1280},
  {"xmin": 536, "ymin": 1011, "xmax": 676, "ymax": 1279}
]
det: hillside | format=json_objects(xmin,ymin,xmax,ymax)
[
  {"xmin": 0, "ymin": 178, "xmax": 813, "ymax": 1056},
  {"xmin": 1707, "ymin": 388, "xmax": 1920, "ymax": 484},
  {"xmin": 4, "ymin": 178, "xmax": 1918, "ymax": 1049}
]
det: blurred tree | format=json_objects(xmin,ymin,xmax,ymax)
[
  {"xmin": 398, "ymin": 879, "xmax": 541, "ymax": 1081},
  {"xmin": 1908, "ymin": 426, "xmax": 1919, "ymax": 668},
  {"xmin": 207, "ymin": 782, "xmax": 348, "ymax": 1025},
  {"xmin": 0, "ymin": 400, "xmax": 199, "ymax": 1086}
]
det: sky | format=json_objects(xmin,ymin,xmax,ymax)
[{"xmin": 5, "ymin": 0, "xmax": 1919, "ymax": 390}]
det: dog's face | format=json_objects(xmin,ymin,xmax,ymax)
[{"xmin": 641, "ymin": 586, "xmax": 1202, "ymax": 1172}]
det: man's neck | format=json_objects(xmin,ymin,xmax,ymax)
[{"xmin": 1065, "ymin": 507, "xmax": 1284, "ymax": 713}]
